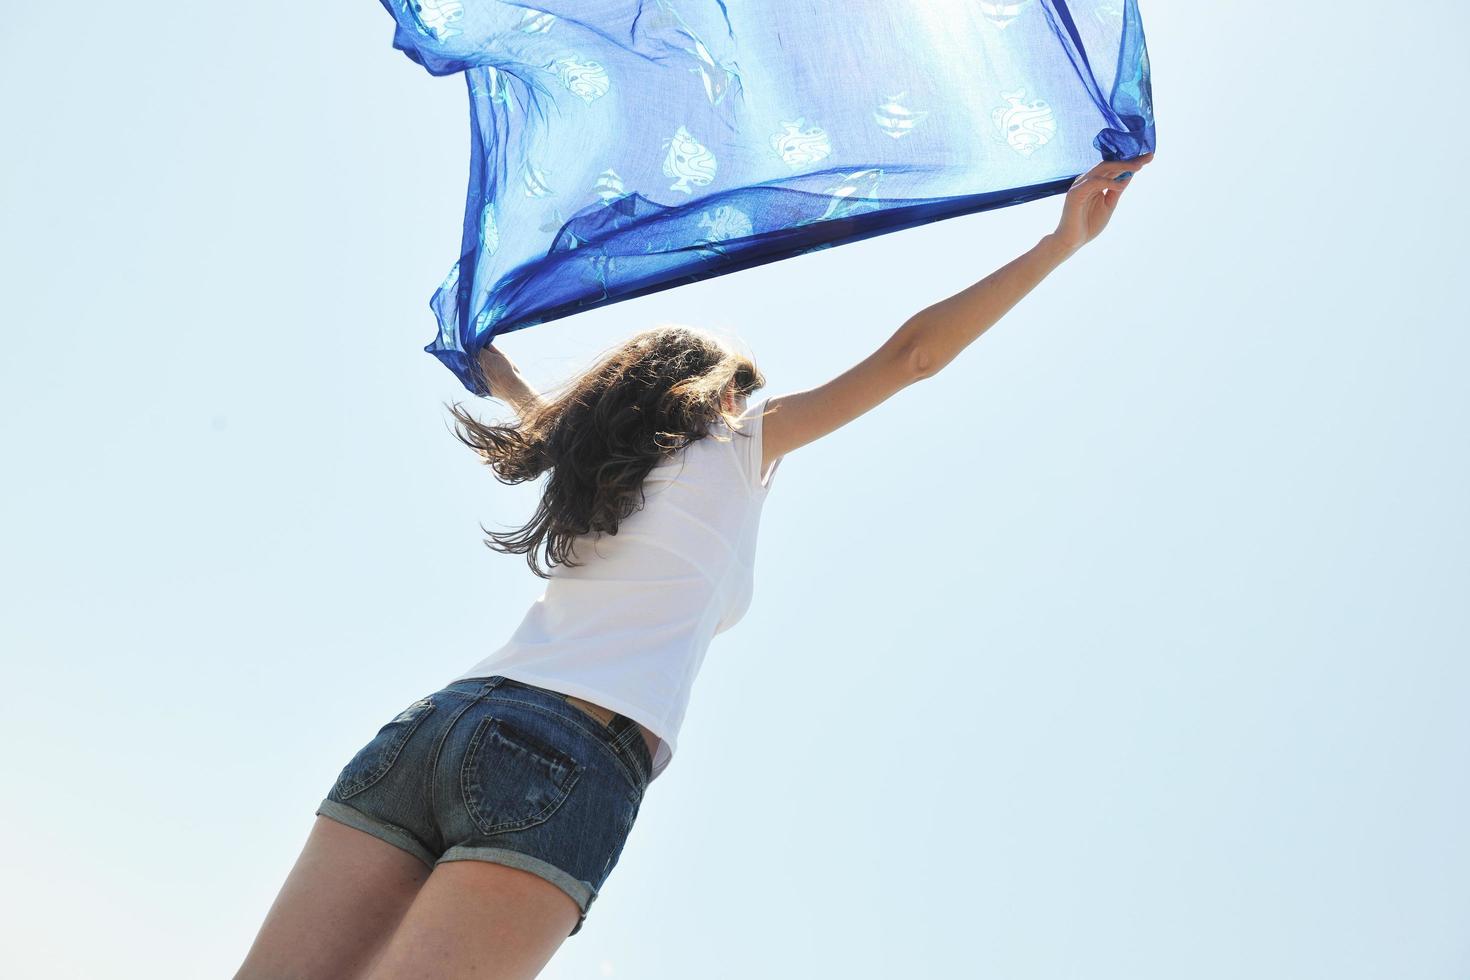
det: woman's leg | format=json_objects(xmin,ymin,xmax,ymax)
[
  {"xmin": 234, "ymin": 815, "xmax": 433, "ymax": 980},
  {"xmin": 364, "ymin": 860, "xmax": 580, "ymax": 980}
]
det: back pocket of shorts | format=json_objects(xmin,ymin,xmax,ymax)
[
  {"xmin": 332, "ymin": 696, "xmax": 437, "ymax": 801},
  {"xmin": 460, "ymin": 715, "xmax": 584, "ymax": 837}
]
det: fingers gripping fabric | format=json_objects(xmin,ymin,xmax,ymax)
[{"xmin": 375, "ymin": 0, "xmax": 1157, "ymax": 393}]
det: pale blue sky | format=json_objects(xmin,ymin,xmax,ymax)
[{"xmin": 2, "ymin": 3, "xmax": 1468, "ymax": 978}]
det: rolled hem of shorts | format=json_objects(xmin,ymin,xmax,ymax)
[
  {"xmin": 438, "ymin": 844, "xmax": 596, "ymax": 934},
  {"xmin": 314, "ymin": 799, "xmax": 437, "ymax": 870}
]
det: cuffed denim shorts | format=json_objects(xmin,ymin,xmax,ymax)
[{"xmin": 315, "ymin": 675, "xmax": 652, "ymax": 937}]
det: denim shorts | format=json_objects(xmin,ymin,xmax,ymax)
[{"xmin": 315, "ymin": 675, "xmax": 652, "ymax": 937}]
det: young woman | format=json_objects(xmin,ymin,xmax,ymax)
[{"xmin": 235, "ymin": 152, "xmax": 1152, "ymax": 980}]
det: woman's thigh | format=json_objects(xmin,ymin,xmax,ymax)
[
  {"xmin": 234, "ymin": 815, "xmax": 431, "ymax": 980},
  {"xmin": 364, "ymin": 860, "xmax": 579, "ymax": 980}
]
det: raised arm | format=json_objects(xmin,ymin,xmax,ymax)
[
  {"xmin": 475, "ymin": 343, "xmax": 549, "ymax": 419},
  {"xmin": 759, "ymin": 153, "xmax": 1153, "ymax": 470}
]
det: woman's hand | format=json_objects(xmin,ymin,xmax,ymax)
[
  {"xmin": 475, "ymin": 343, "xmax": 523, "ymax": 397},
  {"xmin": 1050, "ymin": 152, "xmax": 1154, "ymax": 254},
  {"xmin": 476, "ymin": 342, "xmax": 548, "ymax": 416}
]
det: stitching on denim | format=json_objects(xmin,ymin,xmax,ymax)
[
  {"xmin": 612, "ymin": 719, "xmax": 653, "ymax": 779},
  {"xmin": 552, "ymin": 694, "xmax": 650, "ymax": 784},
  {"xmin": 484, "ymin": 679, "xmax": 649, "ymax": 788},
  {"xmin": 425, "ymin": 692, "xmax": 485, "ymax": 849},
  {"xmin": 334, "ymin": 699, "xmax": 437, "ymax": 800},
  {"xmin": 421, "ymin": 685, "xmax": 649, "ymax": 789},
  {"xmin": 496, "ymin": 697, "xmax": 645, "ymax": 791},
  {"xmin": 611, "ymin": 720, "xmax": 636, "ymax": 748},
  {"xmin": 320, "ymin": 800, "xmax": 437, "ymax": 870},
  {"xmin": 611, "ymin": 718, "xmax": 652, "ymax": 786},
  {"xmin": 460, "ymin": 715, "xmax": 585, "ymax": 836},
  {"xmin": 486, "ymin": 696, "xmax": 646, "ymax": 794},
  {"xmin": 472, "ymin": 766, "xmax": 580, "ymax": 837},
  {"xmin": 439, "ymin": 844, "xmax": 596, "ymax": 908},
  {"xmin": 611, "ymin": 721, "xmax": 648, "ymax": 775}
]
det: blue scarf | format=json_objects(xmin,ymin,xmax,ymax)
[{"xmin": 375, "ymin": 0, "xmax": 1156, "ymax": 393}]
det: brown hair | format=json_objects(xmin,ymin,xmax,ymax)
[{"xmin": 445, "ymin": 323, "xmax": 765, "ymax": 578}]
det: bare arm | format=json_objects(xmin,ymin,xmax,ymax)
[
  {"xmin": 892, "ymin": 232, "xmax": 1076, "ymax": 380},
  {"xmin": 491, "ymin": 373, "xmax": 550, "ymax": 419},
  {"xmin": 475, "ymin": 344, "xmax": 549, "ymax": 419},
  {"xmin": 756, "ymin": 239, "xmax": 1065, "ymax": 469},
  {"xmin": 761, "ymin": 152, "xmax": 1153, "ymax": 469}
]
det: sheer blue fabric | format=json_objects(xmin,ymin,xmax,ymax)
[{"xmin": 376, "ymin": 0, "xmax": 1156, "ymax": 394}]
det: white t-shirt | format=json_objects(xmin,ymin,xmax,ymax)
[{"xmin": 445, "ymin": 396, "xmax": 784, "ymax": 783}]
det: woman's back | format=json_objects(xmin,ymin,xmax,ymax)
[{"xmin": 445, "ymin": 396, "xmax": 784, "ymax": 783}]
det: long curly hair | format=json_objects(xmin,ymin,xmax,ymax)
[{"xmin": 445, "ymin": 324, "xmax": 766, "ymax": 578}]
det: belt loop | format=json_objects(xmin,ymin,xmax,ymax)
[
  {"xmin": 623, "ymin": 720, "xmax": 651, "ymax": 784},
  {"xmin": 482, "ymin": 675, "xmax": 507, "ymax": 694},
  {"xmin": 611, "ymin": 716, "xmax": 646, "ymax": 776}
]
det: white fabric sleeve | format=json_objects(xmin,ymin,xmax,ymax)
[{"xmin": 734, "ymin": 397, "xmax": 783, "ymax": 492}]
